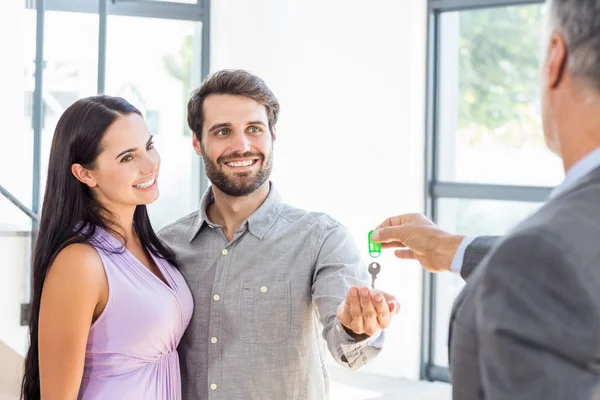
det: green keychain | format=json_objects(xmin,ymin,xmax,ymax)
[
  {"xmin": 368, "ymin": 230, "xmax": 381, "ymax": 258},
  {"xmin": 367, "ymin": 230, "xmax": 381, "ymax": 288}
]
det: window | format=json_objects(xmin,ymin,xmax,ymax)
[
  {"xmin": 105, "ymin": 16, "xmax": 203, "ymax": 228},
  {"xmin": 35, "ymin": 11, "xmax": 99, "ymax": 205},
  {"xmin": 19, "ymin": 0, "xmax": 208, "ymax": 232},
  {"xmin": 433, "ymin": 198, "xmax": 543, "ymax": 367},
  {"xmin": 8, "ymin": 0, "xmax": 209, "ymax": 323},
  {"xmin": 436, "ymin": 4, "xmax": 562, "ymax": 187},
  {"xmin": 424, "ymin": 0, "xmax": 551, "ymax": 382}
]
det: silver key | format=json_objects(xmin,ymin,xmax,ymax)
[{"xmin": 368, "ymin": 262, "xmax": 381, "ymax": 288}]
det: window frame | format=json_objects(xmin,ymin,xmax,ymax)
[{"xmin": 422, "ymin": 0, "xmax": 548, "ymax": 382}]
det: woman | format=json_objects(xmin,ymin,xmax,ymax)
[{"xmin": 21, "ymin": 96, "xmax": 193, "ymax": 399}]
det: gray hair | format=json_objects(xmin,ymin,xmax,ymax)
[{"xmin": 548, "ymin": 0, "xmax": 600, "ymax": 90}]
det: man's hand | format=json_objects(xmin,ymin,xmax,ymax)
[
  {"xmin": 336, "ymin": 287, "xmax": 399, "ymax": 338},
  {"xmin": 371, "ymin": 213, "xmax": 464, "ymax": 273}
]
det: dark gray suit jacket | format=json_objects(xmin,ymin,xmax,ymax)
[{"xmin": 449, "ymin": 167, "xmax": 600, "ymax": 400}]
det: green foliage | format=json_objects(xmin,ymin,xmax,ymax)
[
  {"xmin": 163, "ymin": 34, "xmax": 192, "ymax": 136},
  {"xmin": 458, "ymin": 5, "xmax": 544, "ymax": 146}
]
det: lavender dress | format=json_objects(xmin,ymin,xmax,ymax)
[{"xmin": 78, "ymin": 227, "xmax": 193, "ymax": 399}]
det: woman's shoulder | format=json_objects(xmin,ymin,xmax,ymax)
[
  {"xmin": 48, "ymin": 243, "xmax": 105, "ymax": 286},
  {"xmin": 42, "ymin": 243, "xmax": 109, "ymax": 331},
  {"xmin": 56, "ymin": 242, "xmax": 100, "ymax": 259}
]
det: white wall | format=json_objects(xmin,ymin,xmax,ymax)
[
  {"xmin": 0, "ymin": 339, "xmax": 22, "ymax": 400},
  {"xmin": 0, "ymin": 0, "xmax": 29, "ymax": 352},
  {"xmin": 212, "ymin": 0, "xmax": 428, "ymax": 379},
  {"xmin": 0, "ymin": 235, "xmax": 27, "ymax": 400},
  {"xmin": 0, "ymin": 235, "xmax": 29, "ymax": 356},
  {"xmin": 1, "ymin": 0, "xmax": 30, "ymax": 230},
  {"xmin": 0, "ymin": 1, "xmax": 28, "ymax": 397}
]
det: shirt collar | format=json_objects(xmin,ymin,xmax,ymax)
[
  {"xmin": 189, "ymin": 181, "xmax": 284, "ymax": 242},
  {"xmin": 550, "ymin": 146, "xmax": 600, "ymax": 199}
]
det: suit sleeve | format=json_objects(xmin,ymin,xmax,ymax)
[{"xmin": 460, "ymin": 236, "xmax": 498, "ymax": 280}]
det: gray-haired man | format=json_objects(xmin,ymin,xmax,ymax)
[{"xmin": 373, "ymin": 1, "xmax": 600, "ymax": 398}]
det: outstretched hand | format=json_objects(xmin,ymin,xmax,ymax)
[{"xmin": 336, "ymin": 287, "xmax": 400, "ymax": 337}]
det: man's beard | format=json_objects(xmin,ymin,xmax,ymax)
[{"xmin": 202, "ymin": 146, "xmax": 273, "ymax": 197}]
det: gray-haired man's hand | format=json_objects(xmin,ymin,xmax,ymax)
[{"xmin": 371, "ymin": 213, "xmax": 464, "ymax": 273}]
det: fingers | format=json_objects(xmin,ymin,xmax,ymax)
[
  {"xmin": 383, "ymin": 292, "xmax": 401, "ymax": 315},
  {"xmin": 376, "ymin": 216, "xmax": 397, "ymax": 229},
  {"xmin": 347, "ymin": 287, "xmax": 364, "ymax": 334},
  {"xmin": 394, "ymin": 249, "xmax": 417, "ymax": 260},
  {"xmin": 376, "ymin": 213, "xmax": 431, "ymax": 229},
  {"xmin": 376, "ymin": 214, "xmax": 414, "ymax": 229},
  {"xmin": 372, "ymin": 214, "xmax": 438, "ymax": 260},
  {"xmin": 371, "ymin": 290, "xmax": 391, "ymax": 329},
  {"xmin": 336, "ymin": 296, "xmax": 353, "ymax": 329},
  {"xmin": 359, "ymin": 287, "xmax": 380, "ymax": 336},
  {"xmin": 340, "ymin": 287, "xmax": 398, "ymax": 336},
  {"xmin": 381, "ymin": 241, "xmax": 405, "ymax": 249},
  {"xmin": 373, "ymin": 225, "xmax": 440, "ymax": 257},
  {"xmin": 371, "ymin": 225, "xmax": 413, "ymax": 244}
]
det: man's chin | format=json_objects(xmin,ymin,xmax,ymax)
[
  {"xmin": 212, "ymin": 180, "xmax": 260, "ymax": 197},
  {"xmin": 221, "ymin": 187, "xmax": 257, "ymax": 197},
  {"xmin": 227, "ymin": 170, "xmax": 255, "ymax": 178}
]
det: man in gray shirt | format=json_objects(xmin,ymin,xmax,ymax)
[{"xmin": 159, "ymin": 69, "xmax": 399, "ymax": 400}]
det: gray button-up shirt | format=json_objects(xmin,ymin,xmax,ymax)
[{"xmin": 158, "ymin": 183, "xmax": 384, "ymax": 400}]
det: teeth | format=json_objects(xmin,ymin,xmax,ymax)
[
  {"xmin": 134, "ymin": 178, "xmax": 155, "ymax": 189},
  {"xmin": 226, "ymin": 160, "xmax": 255, "ymax": 167}
]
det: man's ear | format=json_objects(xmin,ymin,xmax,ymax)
[
  {"xmin": 272, "ymin": 126, "xmax": 277, "ymax": 143},
  {"xmin": 545, "ymin": 32, "xmax": 568, "ymax": 90},
  {"xmin": 192, "ymin": 135, "xmax": 203, "ymax": 156},
  {"xmin": 71, "ymin": 163, "xmax": 97, "ymax": 188}
]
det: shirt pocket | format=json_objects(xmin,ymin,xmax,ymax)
[{"xmin": 239, "ymin": 280, "xmax": 291, "ymax": 344}]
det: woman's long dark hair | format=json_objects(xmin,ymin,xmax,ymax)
[{"xmin": 21, "ymin": 95, "xmax": 178, "ymax": 399}]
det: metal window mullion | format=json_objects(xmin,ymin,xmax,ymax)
[
  {"xmin": 97, "ymin": 0, "xmax": 107, "ymax": 94},
  {"xmin": 42, "ymin": 0, "xmax": 98, "ymax": 13},
  {"xmin": 432, "ymin": 181, "xmax": 553, "ymax": 202},
  {"xmin": 28, "ymin": 0, "xmax": 46, "ymax": 308},
  {"xmin": 427, "ymin": 365, "xmax": 451, "ymax": 383},
  {"xmin": 107, "ymin": 1, "xmax": 203, "ymax": 21},
  {"xmin": 421, "ymin": 5, "xmax": 442, "ymax": 381},
  {"xmin": 32, "ymin": 0, "xmax": 45, "ymax": 244},
  {"xmin": 200, "ymin": 0, "xmax": 210, "ymax": 82},
  {"xmin": 431, "ymin": 0, "xmax": 544, "ymax": 12},
  {"xmin": 424, "ymin": 6, "xmax": 450, "ymax": 380},
  {"xmin": 0, "ymin": 185, "xmax": 38, "ymax": 221},
  {"xmin": 196, "ymin": 0, "xmax": 210, "ymax": 197},
  {"xmin": 424, "ymin": 8, "xmax": 443, "ymax": 379},
  {"xmin": 42, "ymin": 0, "xmax": 204, "ymax": 21}
]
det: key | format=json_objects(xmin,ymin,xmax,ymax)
[{"xmin": 368, "ymin": 262, "xmax": 381, "ymax": 289}]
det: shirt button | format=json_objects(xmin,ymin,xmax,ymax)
[
  {"xmin": 261, "ymin": 286, "xmax": 268, "ymax": 293},
  {"xmin": 213, "ymin": 294, "xmax": 220, "ymax": 301},
  {"xmin": 210, "ymin": 383, "xmax": 217, "ymax": 391},
  {"xmin": 210, "ymin": 337, "xmax": 218, "ymax": 344},
  {"xmin": 221, "ymin": 248, "xmax": 228, "ymax": 256}
]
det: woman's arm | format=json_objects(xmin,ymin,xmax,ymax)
[{"xmin": 38, "ymin": 243, "xmax": 107, "ymax": 400}]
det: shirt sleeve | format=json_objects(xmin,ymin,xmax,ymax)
[{"xmin": 311, "ymin": 218, "xmax": 385, "ymax": 370}]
